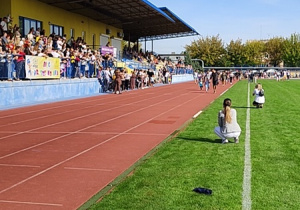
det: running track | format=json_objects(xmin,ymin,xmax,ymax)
[{"xmin": 0, "ymin": 81, "xmax": 234, "ymax": 209}]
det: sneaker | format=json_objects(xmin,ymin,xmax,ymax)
[
  {"xmin": 222, "ymin": 139, "xmax": 229, "ymax": 144},
  {"xmin": 234, "ymin": 137, "xmax": 239, "ymax": 143}
]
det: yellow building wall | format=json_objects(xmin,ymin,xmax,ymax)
[
  {"xmin": 9, "ymin": 0, "xmax": 123, "ymax": 48},
  {"xmin": 0, "ymin": 1, "xmax": 11, "ymax": 19}
]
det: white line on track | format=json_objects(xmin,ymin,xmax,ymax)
[
  {"xmin": 0, "ymin": 82, "xmax": 173, "ymax": 119},
  {"xmin": 0, "ymin": 200, "xmax": 62, "ymax": 207},
  {"xmin": 64, "ymin": 167, "xmax": 112, "ymax": 172},
  {"xmin": 0, "ymin": 96, "xmax": 104, "ymax": 119},
  {"xmin": 0, "ymin": 89, "xmax": 175, "ymax": 141},
  {"xmin": 242, "ymin": 82, "xmax": 252, "ymax": 210},
  {"xmin": 0, "ymin": 91, "xmax": 202, "ymax": 194},
  {"xmin": 0, "ymin": 93, "xmax": 177, "ymax": 160},
  {"xmin": 219, "ymin": 86, "xmax": 231, "ymax": 96},
  {"xmin": 0, "ymin": 131, "xmax": 167, "ymax": 135},
  {"xmin": 192, "ymin": 111, "xmax": 202, "ymax": 119},
  {"xmin": 0, "ymin": 164, "xmax": 40, "ymax": 168},
  {"xmin": 0, "ymin": 88, "xmax": 170, "ymax": 128}
]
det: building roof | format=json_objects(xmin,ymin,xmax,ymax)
[{"xmin": 38, "ymin": 0, "xmax": 199, "ymax": 41}]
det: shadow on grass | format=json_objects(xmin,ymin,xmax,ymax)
[
  {"xmin": 232, "ymin": 106, "xmax": 256, "ymax": 109},
  {"xmin": 177, "ymin": 136, "xmax": 222, "ymax": 144}
]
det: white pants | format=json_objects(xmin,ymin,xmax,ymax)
[{"xmin": 214, "ymin": 126, "xmax": 241, "ymax": 140}]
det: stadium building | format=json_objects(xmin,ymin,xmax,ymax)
[
  {"xmin": 1, "ymin": 0, "xmax": 198, "ymax": 57},
  {"xmin": 0, "ymin": 0, "xmax": 199, "ymax": 109}
]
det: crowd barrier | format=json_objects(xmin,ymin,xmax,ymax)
[
  {"xmin": 171, "ymin": 74, "xmax": 194, "ymax": 83},
  {"xmin": 0, "ymin": 78, "xmax": 101, "ymax": 110},
  {"xmin": 0, "ymin": 55, "xmax": 115, "ymax": 81},
  {"xmin": 168, "ymin": 67, "xmax": 194, "ymax": 75}
]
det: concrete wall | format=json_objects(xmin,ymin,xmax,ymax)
[{"xmin": 0, "ymin": 78, "xmax": 102, "ymax": 110}]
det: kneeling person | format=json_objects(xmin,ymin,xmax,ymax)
[
  {"xmin": 253, "ymin": 83, "xmax": 265, "ymax": 108},
  {"xmin": 214, "ymin": 98, "xmax": 241, "ymax": 144}
]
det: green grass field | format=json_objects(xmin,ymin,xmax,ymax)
[{"xmin": 89, "ymin": 79, "xmax": 300, "ymax": 210}]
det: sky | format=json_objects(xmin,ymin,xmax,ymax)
[{"xmin": 143, "ymin": 0, "xmax": 300, "ymax": 54}]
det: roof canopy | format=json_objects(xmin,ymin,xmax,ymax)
[{"xmin": 38, "ymin": 0, "xmax": 199, "ymax": 41}]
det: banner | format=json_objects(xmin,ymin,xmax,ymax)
[
  {"xmin": 100, "ymin": 46, "xmax": 114, "ymax": 55},
  {"xmin": 25, "ymin": 56, "xmax": 60, "ymax": 79}
]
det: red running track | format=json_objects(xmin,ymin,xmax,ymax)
[{"xmin": 0, "ymin": 81, "xmax": 234, "ymax": 209}]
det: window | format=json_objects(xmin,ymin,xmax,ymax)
[
  {"xmin": 49, "ymin": 24, "xmax": 64, "ymax": 36},
  {"xmin": 100, "ymin": 34, "xmax": 109, "ymax": 47},
  {"xmin": 19, "ymin": 17, "xmax": 42, "ymax": 37},
  {"xmin": 92, "ymin": 34, "xmax": 95, "ymax": 49},
  {"xmin": 70, "ymin": 28, "xmax": 74, "ymax": 38},
  {"xmin": 81, "ymin": 31, "xmax": 86, "ymax": 41}
]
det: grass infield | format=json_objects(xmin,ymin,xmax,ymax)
[{"xmin": 89, "ymin": 79, "xmax": 300, "ymax": 210}]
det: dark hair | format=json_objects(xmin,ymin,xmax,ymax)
[{"xmin": 223, "ymin": 98, "xmax": 231, "ymax": 107}]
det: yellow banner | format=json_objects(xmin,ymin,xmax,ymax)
[{"xmin": 25, "ymin": 56, "xmax": 61, "ymax": 79}]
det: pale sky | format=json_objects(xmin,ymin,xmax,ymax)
[{"xmin": 144, "ymin": 0, "xmax": 300, "ymax": 54}]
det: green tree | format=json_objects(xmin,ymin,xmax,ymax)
[
  {"xmin": 184, "ymin": 33, "xmax": 300, "ymax": 68},
  {"xmin": 184, "ymin": 51, "xmax": 192, "ymax": 66},
  {"xmin": 184, "ymin": 51, "xmax": 201, "ymax": 70},
  {"xmin": 185, "ymin": 35, "xmax": 226, "ymax": 67},
  {"xmin": 226, "ymin": 39, "xmax": 246, "ymax": 67},
  {"xmin": 282, "ymin": 33, "xmax": 300, "ymax": 67},
  {"xmin": 265, "ymin": 37, "xmax": 284, "ymax": 67},
  {"xmin": 244, "ymin": 40, "xmax": 265, "ymax": 66}
]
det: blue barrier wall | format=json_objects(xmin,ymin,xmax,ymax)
[
  {"xmin": 172, "ymin": 74, "xmax": 194, "ymax": 83},
  {"xmin": 0, "ymin": 79, "xmax": 102, "ymax": 110},
  {"xmin": 0, "ymin": 75, "xmax": 193, "ymax": 110}
]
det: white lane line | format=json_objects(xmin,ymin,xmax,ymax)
[
  {"xmin": 0, "ymin": 92, "xmax": 201, "ymax": 194},
  {"xmin": 193, "ymin": 111, "xmax": 202, "ymax": 119},
  {"xmin": 0, "ymin": 91, "xmax": 169, "ymax": 142},
  {"xmin": 242, "ymin": 82, "xmax": 252, "ymax": 210},
  {"xmin": 0, "ymin": 91, "xmax": 185, "ymax": 160},
  {"xmin": 219, "ymin": 88, "xmax": 230, "ymax": 96},
  {"xmin": 0, "ymin": 82, "xmax": 173, "ymax": 119},
  {"xmin": 64, "ymin": 167, "xmax": 112, "ymax": 172},
  {"xmin": 0, "ymin": 97, "xmax": 104, "ymax": 119},
  {"xmin": 0, "ymin": 131, "xmax": 167, "ymax": 136},
  {"xmin": 0, "ymin": 91, "xmax": 161, "ymax": 128},
  {"xmin": 0, "ymin": 164, "xmax": 40, "ymax": 168},
  {"xmin": 0, "ymin": 200, "xmax": 62, "ymax": 207}
]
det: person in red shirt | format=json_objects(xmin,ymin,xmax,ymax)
[
  {"xmin": 7, "ymin": 40, "xmax": 14, "ymax": 51},
  {"xmin": 14, "ymin": 46, "xmax": 25, "ymax": 80}
]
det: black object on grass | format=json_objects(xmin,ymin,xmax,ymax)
[{"xmin": 193, "ymin": 187, "xmax": 212, "ymax": 195}]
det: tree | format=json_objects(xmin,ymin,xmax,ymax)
[
  {"xmin": 185, "ymin": 35, "xmax": 226, "ymax": 67},
  {"xmin": 184, "ymin": 51, "xmax": 201, "ymax": 70},
  {"xmin": 184, "ymin": 33, "xmax": 300, "ymax": 68},
  {"xmin": 244, "ymin": 40, "xmax": 265, "ymax": 66},
  {"xmin": 226, "ymin": 39, "xmax": 246, "ymax": 67},
  {"xmin": 282, "ymin": 33, "xmax": 300, "ymax": 67},
  {"xmin": 265, "ymin": 37, "xmax": 284, "ymax": 67}
]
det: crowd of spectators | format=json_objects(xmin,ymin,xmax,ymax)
[
  {"xmin": 123, "ymin": 47, "xmax": 194, "ymax": 75},
  {"xmin": 194, "ymin": 70, "xmax": 242, "ymax": 92},
  {"xmin": 0, "ymin": 15, "xmax": 196, "ymax": 97},
  {"xmin": 98, "ymin": 66, "xmax": 174, "ymax": 94},
  {"xmin": 0, "ymin": 16, "xmax": 119, "ymax": 81},
  {"xmin": 0, "ymin": 18, "xmax": 192, "ymax": 84}
]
